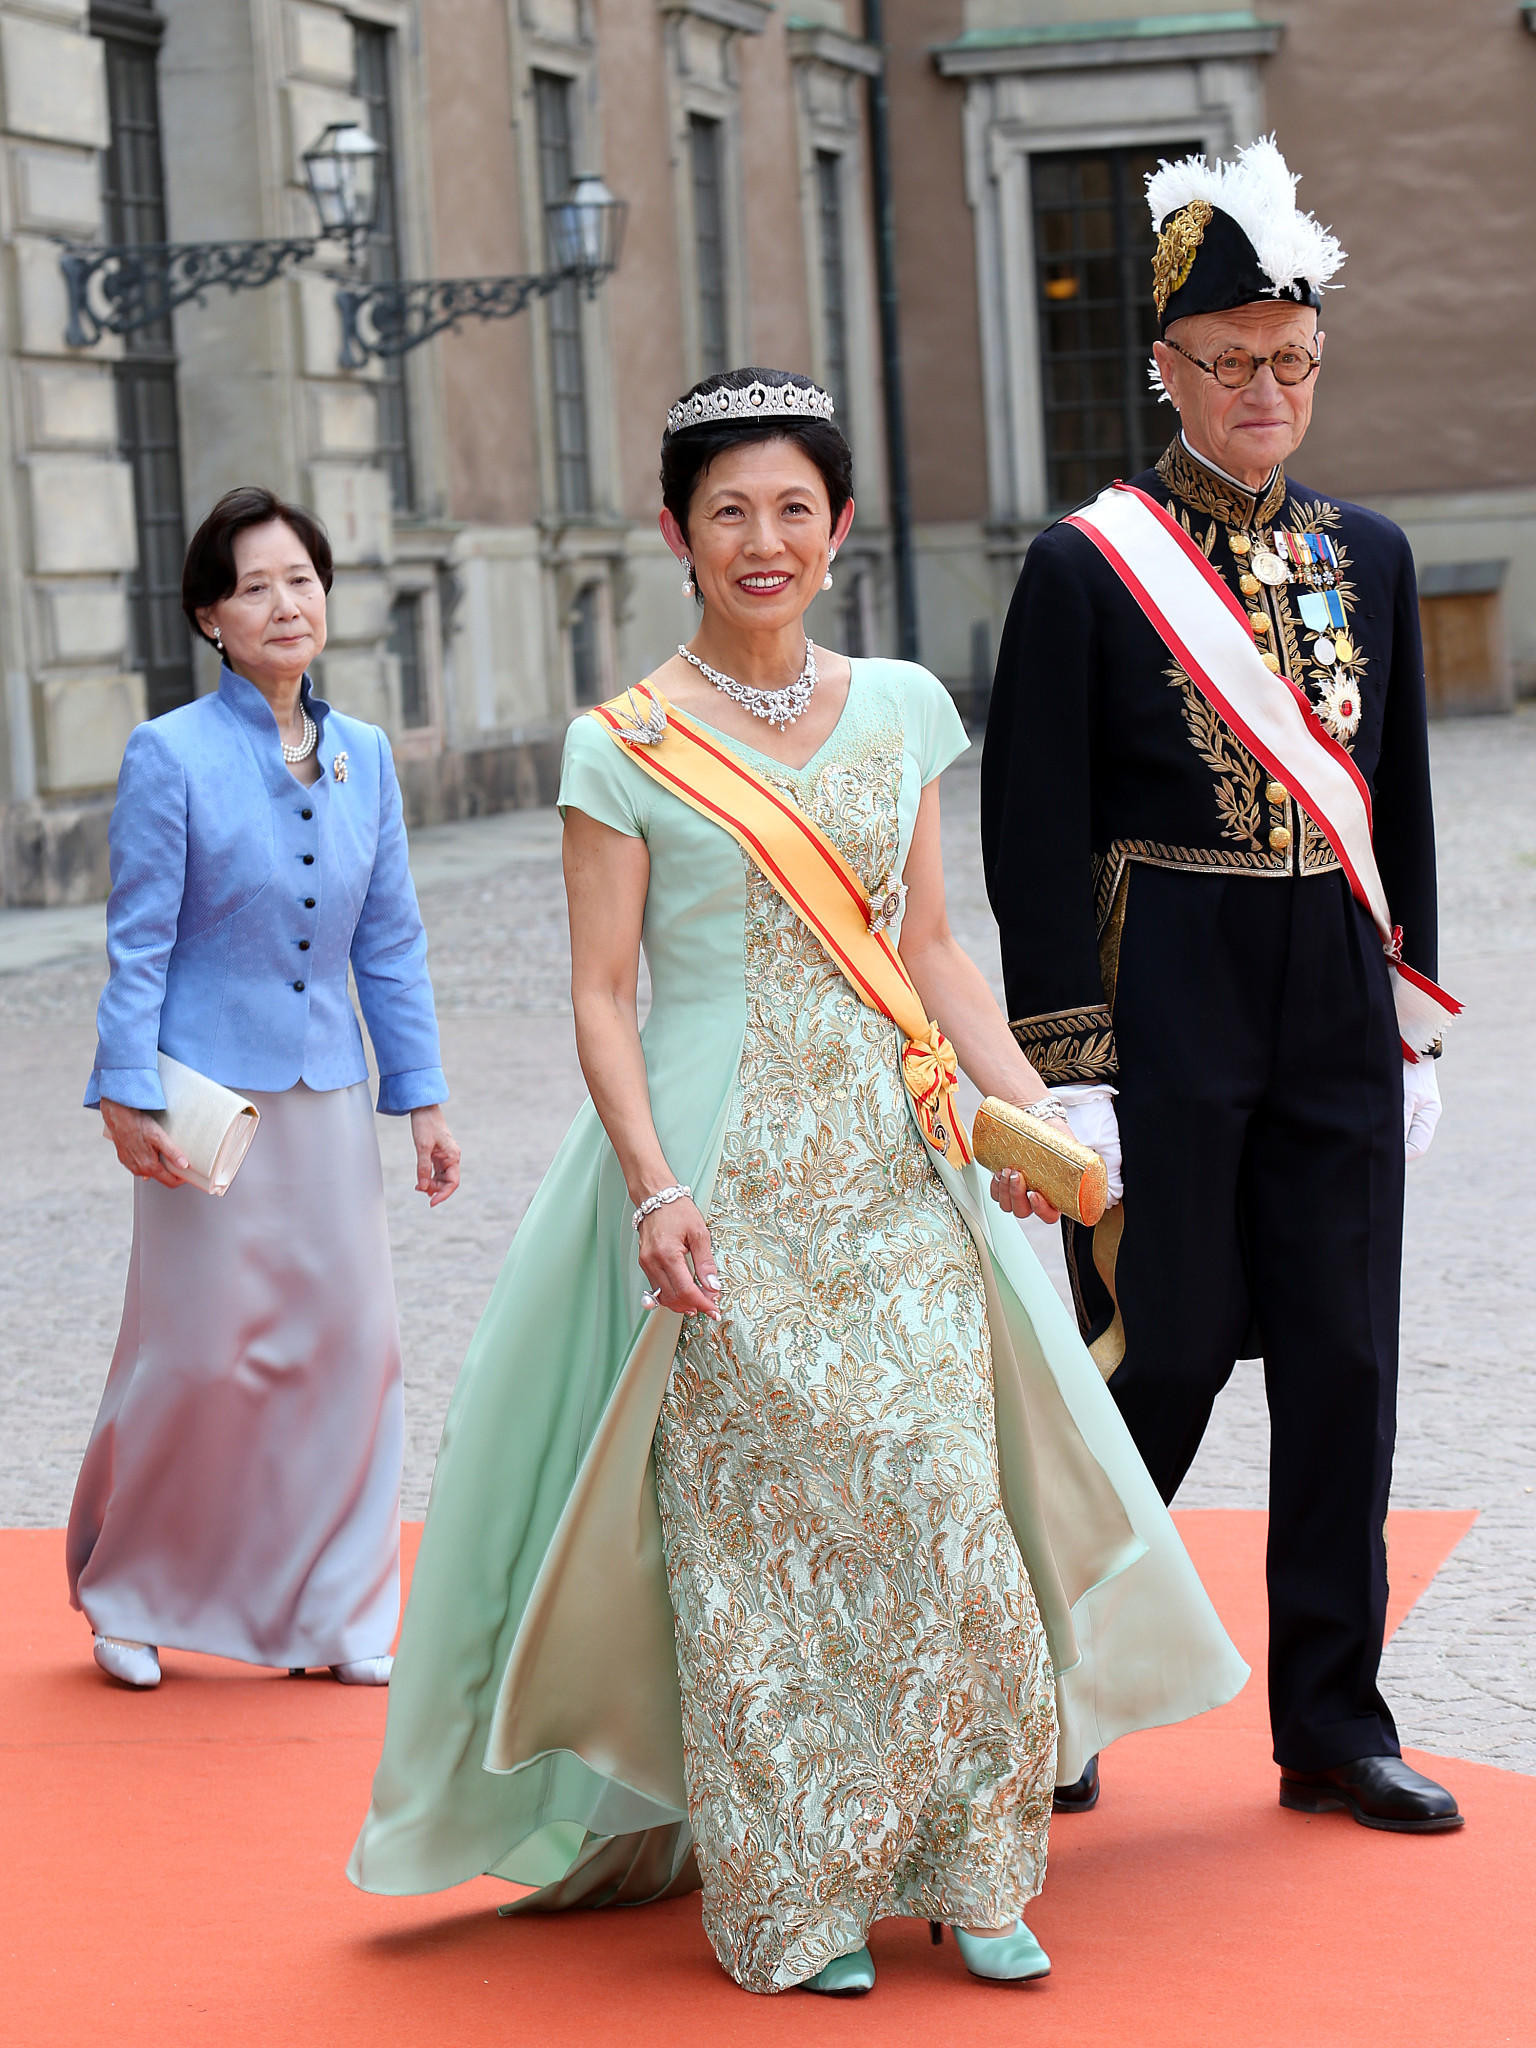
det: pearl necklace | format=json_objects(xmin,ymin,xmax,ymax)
[
  {"xmin": 677, "ymin": 638, "xmax": 817, "ymax": 731},
  {"xmin": 282, "ymin": 708, "xmax": 318, "ymax": 764}
]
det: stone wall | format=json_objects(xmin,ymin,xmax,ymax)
[
  {"xmin": 0, "ymin": 0, "xmax": 895, "ymax": 902},
  {"xmin": 0, "ymin": 0, "xmax": 141, "ymax": 902}
]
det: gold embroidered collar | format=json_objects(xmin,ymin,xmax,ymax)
[{"xmin": 1156, "ymin": 436, "xmax": 1288, "ymax": 530}]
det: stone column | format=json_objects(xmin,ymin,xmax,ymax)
[{"xmin": 0, "ymin": 0, "xmax": 143, "ymax": 904}]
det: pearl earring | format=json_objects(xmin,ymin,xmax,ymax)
[
  {"xmin": 822, "ymin": 548, "xmax": 837, "ymax": 593},
  {"xmin": 213, "ymin": 626, "xmax": 224, "ymax": 652},
  {"xmin": 681, "ymin": 558, "xmax": 695, "ymax": 596}
]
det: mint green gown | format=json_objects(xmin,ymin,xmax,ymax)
[{"xmin": 347, "ymin": 660, "xmax": 1247, "ymax": 1993}]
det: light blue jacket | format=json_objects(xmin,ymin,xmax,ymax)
[{"xmin": 85, "ymin": 667, "xmax": 448, "ymax": 1115}]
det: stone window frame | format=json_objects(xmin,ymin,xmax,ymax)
[
  {"xmin": 935, "ymin": 23, "xmax": 1280, "ymax": 531},
  {"xmin": 658, "ymin": 0, "xmax": 766, "ymax": 387},
  {"xmin": 506, "ymin": 9, "xmax": 623, "ymax": 530},
  {"xmin": 339, "ymin": 0, "xmax": 447, "ymax": 526},
  {"xmin": 787, "ymin": 21, "xmax": 886, "ymax": 656},
  {"xmin": 382, "ymin": 564, "xmax": 444, "ymax": 752}
]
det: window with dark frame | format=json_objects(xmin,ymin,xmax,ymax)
[
  {"xmin": 388, "ymin": 592, "xmax": 430, "ymax": 730},
  {"xmin": 569, "ymin": 582, "xmax": 604, "ymax": 706},
  {"xmin": 353, "ymin": 20, "xmax": 416, "ymax": 515},
  {"xmin": 533, "ymin": 71, "xmax": 592, "ymax": 518},
  {"xmin": 814, "ymin": 149, "xmax": 849, "ymax": 416},
  {"xmin": 1030, "ymin": 145, "xmax": 1197, "ymax": 510},
  {"xmin": 689, "ymin": 114, "xmax": 728, "ymax": 377},
  {"xmin": 92, "ymin": 0, "xmax": 194, "ymax": 721}
]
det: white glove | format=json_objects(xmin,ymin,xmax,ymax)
[
  {"xmin": 1050, "ymin": 1083, "xmax": 1124, "ymax": 1206},
  {"xmin": 1403, "ymin": 1056, "xmax": 1442, "ymax": 1163}
]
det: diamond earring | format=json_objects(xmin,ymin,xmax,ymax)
[
  {"xmin": 681, "ymin": 558, "xmax": 695, "ymax": 596},
  {"xmin": 213, "ymin": 626, "xmax": 224, "ymax": 652},
  {"xmin": 822, "ymin": 548, "xmax": 837, "ymax": 593}
]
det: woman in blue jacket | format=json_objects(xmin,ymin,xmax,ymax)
[{"xmin": 68, "ymin": 486, "xmax": 459, "ymax": 1692}]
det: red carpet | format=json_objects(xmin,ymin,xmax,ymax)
[{"xmin": 4, "ymin": 1509, "xmax": 1531, "ymax": 2048}]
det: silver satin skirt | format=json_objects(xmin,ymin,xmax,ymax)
[{"xmin": 67, "ymin": 1081, "xmax": 403, "ymax": 1668}]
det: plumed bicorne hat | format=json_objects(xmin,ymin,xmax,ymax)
[{"xmin": 1147, "ymin": 136, "xmax": 1345, "ymax": 336}]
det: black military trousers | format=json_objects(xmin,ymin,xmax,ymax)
[{"xmin": 1076, "ymin": 865, "xmax": 1406, "ymax": 1771}]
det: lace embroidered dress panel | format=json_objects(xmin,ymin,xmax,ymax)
[{"xmin": 652, "ymin": 677, "xmax": 1056, "ymax": 1994}]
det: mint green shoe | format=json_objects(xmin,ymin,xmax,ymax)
[
  {"xmin": 936, "ymin": 1919, "xmax": 1051, "ymax": 1982},
  {"xmin": 801, "ymin": 1945, "xmax": 876, "ymax": 1995}
]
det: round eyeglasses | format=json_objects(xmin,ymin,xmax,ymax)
[{"xmin": 1164, "ymin": 337, "xmax": 1321, "ymax": 389}]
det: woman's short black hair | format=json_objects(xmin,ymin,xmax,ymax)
[
  {"xmin": 659, "ymin": 367, "xmax": 853, "ymax": 547},
  {"xmin": 181, "ymin": 486, "xmax": 334, "ymax": 645}
]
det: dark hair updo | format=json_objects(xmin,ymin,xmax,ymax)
[
  {"xmin": 181, "ymin": 485, "xmax": 334, "ymax": 646},
  {"xmin": 659, "ymin": 367, "xmax": 853, "ymax": 548}
]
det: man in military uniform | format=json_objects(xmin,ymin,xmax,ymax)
[{"xmin": 981, "ymin": 139, "xmax": 1460, "ymax": 1832}]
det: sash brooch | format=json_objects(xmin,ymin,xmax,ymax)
[
  {"xmin": 901, "ymin": 1023, "xmax": 962, "ymax": 1155},
  {"xmin": 613, "ymin": 688, "xmax": 667, "ymax": 746},
  {"xmin": 868, "ymin": 877, "xmax": 907, "ymax": 936}
]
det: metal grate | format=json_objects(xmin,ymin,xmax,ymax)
[
  {"xmin": 389, "ymin": 592, "xmax": 429, "ymax": 728},
  {"xmin": 94, "ymin": 2, "xmax": 194, "ymax": 719},
  {"xmin": 534, "ymin": 72, "xmax": 592, "ymax": 517},
  {"xmin": 814, "ymin": 150, "xmax": 848, "ymax": 416},
  {"xmin": 1030, "ymin": 145, "xmax": 1195, "ymax": 510},
  {"xmin": 353, "ymin": 21, "xmax": 416, "ymax": 514},
  {"xmin": 689, "ymin": 114, "xmax": 728, "ymax": 377}
]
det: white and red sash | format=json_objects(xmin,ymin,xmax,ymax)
[{"xmin": 1065, "ymin": 483, "xmax": 1460, "ymax": 1059}]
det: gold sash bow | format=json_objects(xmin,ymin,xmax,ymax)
[{"xmin": 591, "ymin": 683, "xmax": 971, "ymax": 1167}]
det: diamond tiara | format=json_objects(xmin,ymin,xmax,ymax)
[{"xmin": 665, "ymin": 377, "xmax": 835, "ymax": 437}]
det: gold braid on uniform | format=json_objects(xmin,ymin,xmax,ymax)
[
  {"xmin": 1156, "ymin": 438, "xmax": 1288, "ymax": 530},
  {"xmin": 1008, "ymin": 1005, "xmax": 1117, "ymax": 1085}
]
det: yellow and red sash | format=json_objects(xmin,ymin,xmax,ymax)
[{"xmin": 590, "ymin": 682, "xmax": 972, "ymax": 1167}]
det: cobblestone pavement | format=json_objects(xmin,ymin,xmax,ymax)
[{"xmin": 3, "ymin": 710, "xmax": 1531, "ymax": 1771}]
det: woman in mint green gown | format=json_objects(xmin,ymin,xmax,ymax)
[{"xmin": 348, "ymin": 369, "xmax": 1246, "ymax": 1996}]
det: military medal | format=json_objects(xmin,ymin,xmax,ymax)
[
  {"xmin": 1298, "ymin": 588, "xmax": 1346, "ymax": 636},
  {"xmin": 1250, "ymin": 544, "xmax": 1290, "ymax": 587}
]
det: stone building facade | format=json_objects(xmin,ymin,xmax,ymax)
[
  {"xmin": 2, "ymin": 0, "xmax": 1530, "ymax": 903},
  {"xmin": 0, "ymin": 0, "xmax": 890, "ymax": 902},
  {"xmin": 885, "ymin": 0, "xmax": 1536, "ymax": 717}
]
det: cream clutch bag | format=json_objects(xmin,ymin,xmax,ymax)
[
  {"xmin": 151, "ymin": 1052, "xmax": 261, "ymax": 1195},
  {"xmin": 972, "ymin": 1096, "xmax": 1109, "ymax": 1227}
]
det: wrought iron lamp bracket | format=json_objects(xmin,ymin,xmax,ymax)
[
  {"xmin": 334, "ymin": 265, "xmax": 596, "ymax": 369},
  {"xmin": 59, "ymin": 230, "xmax": 366, "ymax": 349}
]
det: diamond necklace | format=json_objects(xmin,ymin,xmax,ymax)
[
  {"xmin": 281, "ymin": 707, "xmax": 318, "ymax": 763},
  {"xmin": 676, "ymin": 638, "xmax": 817, "ymax": 730}
]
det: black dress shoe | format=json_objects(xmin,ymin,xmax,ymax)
[
  {"xmin": 1053, "ymin": 1753, "xmax": 1100, "ymax": 1813},
  {"xmin": 1279, "ymin": 1756, "xmax": 1463, "ymax": 1833}
]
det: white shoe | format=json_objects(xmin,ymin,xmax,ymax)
[
  {"xmin": 93, "ymin": 1636, "xmax": 161, "ymax": 1688},
  {"xmin": 330, "ymin": 1655, "xmax": 392, "ymax": 1685}
]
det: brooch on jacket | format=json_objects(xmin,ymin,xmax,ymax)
[{"xmin": 333, "ymin": 751, "xmax": 348, "ymax": 782}]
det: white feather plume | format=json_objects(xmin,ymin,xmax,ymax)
[{"xmin": 1146, "ymin": 135, "xmax": 1346, "ymax": 298}]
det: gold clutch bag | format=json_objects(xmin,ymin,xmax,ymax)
[{"xmin": 971, "ymin": 1096, "xmax": 1109, "ymax": 1228}]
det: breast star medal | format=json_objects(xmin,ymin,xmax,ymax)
[
  {"xmin": 1317, "ymin": 672, "xmax": 1362, "ymax": 742},
  {"xmin": 333, "ymin": 750, "xmax": 349, "ymax": 782}
]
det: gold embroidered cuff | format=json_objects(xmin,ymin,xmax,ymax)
[{"xmin": 1008, "ymin": 1005, "xmax": 1118, "ymax": 1085}]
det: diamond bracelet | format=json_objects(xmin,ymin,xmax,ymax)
[
  {"xmin": 633, "ymin": 1183, "xmax": 692, "ymax": 1231},
  {"xmin": 1020, "ymin": 1098, "xmax": 1071, "ymax": 1123}
]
